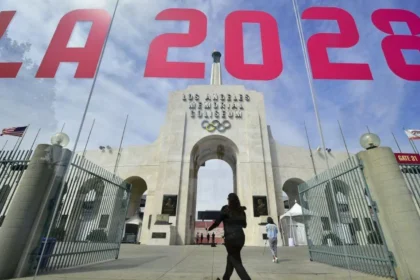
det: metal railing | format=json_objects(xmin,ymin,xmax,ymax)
[
  {"xmin": 34, "ymin": 154, "xmax": 131, "ymax": 274},
  {"xmin": 298, "ymin": 155, "xmax": 396, "ymax": 279},
  {"xmin": 0, "ymin": 149, "xmax": 32, "ymax": 226},
  {"xmin": 399, "ymin": 164, "xmax": 420, "ymax": 214}
]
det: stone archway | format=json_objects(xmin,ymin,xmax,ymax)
[
  {"xmin": 184, "ymin": 135, "xmax": 239, "ymax": 244},
  {"xmin": 124, "ymin": 176, "xmax": 147, "ymax": 243},
  {"xmin": 68, "ymin": 177, "xmax": 105, "ymax": 241},
  {"xmin": 282, "ymin": 178, "xmax": 305, "ymax": 210},
  {"xmin": 324, "ymin": 179, "xmax": 355, "ymax": 244}
]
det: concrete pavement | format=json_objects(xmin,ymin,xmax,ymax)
[{"xmin": 15, "ymin": 245, "xmax": 385, "ymax": 280}]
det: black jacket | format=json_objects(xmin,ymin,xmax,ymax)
[{"xmin": 208, "ymin": 205, "xmax": 247, "ymax": 238}]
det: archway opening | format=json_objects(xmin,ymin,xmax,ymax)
[
  {"xmin": 69, "ymin": 177, "xmax": 105, "ymax": 241},
  {"xmin": 188, "ymin": 135, "xmax": 238, "ymax": 245},
  {"xmin": 123, "ymin": 176, "xmax": 147, "ymax": 243},
  {"xmin": 324, "ymin": 180, "xmax": 355, "ymax": 244},
  {"xmin": 282, "ymin": 178, "xmax": 305, "ymax": 211},
  {"xmin": 281, "ymin": 178, "xmax": 305, "ymax": 246},
  {"xmin": 195, "ymin": 159, "xmax": 233, "ymax": 244}
]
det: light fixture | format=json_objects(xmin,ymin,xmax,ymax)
[
  {"xmin": 360, "ymin": 133, "xmax": 381, "ymax": 150},
  {"xmin": 51, "ymin": 132, "xmax": 70, "ymax": 147},
  {"xmin": 99, "ymin": 146, "xmax": 105, "ymax": 152},
  {"xmin": 326, "ymin": 148, "xmax": 332, "ymax": 153},
  {"xmin": 316, "ymin": 146, "xmax": 321, "ymax": 152}
]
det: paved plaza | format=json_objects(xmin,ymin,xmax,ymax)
[{"xmin": 14, "ymin": 245, "xmax": 384, "ymax": 280}]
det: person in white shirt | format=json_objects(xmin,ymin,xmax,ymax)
[{"xmin": 266, "ymin": 217, "xmax": 279, "ymax": 263}]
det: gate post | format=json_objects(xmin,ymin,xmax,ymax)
[
  {"xmin": 0, "ymin": 144, "xmax": 69, "ymax": 280},
  {"xmin": 358, "ymin": 147, "xmax": 420, "ymax": 280}
]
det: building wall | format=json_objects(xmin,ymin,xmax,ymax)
[{"xmin": 79, "ymin": 85, "xmax": 353, "ymax": 246}]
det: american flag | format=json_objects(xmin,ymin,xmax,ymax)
[{"xmin": 1, "ymin": 126, "xmax": 28, "ymax": 137}]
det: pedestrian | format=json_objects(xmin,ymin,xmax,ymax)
[
  {"xmin": 200, "ymin": 233, "xmax": 203, "ymax": 244},
  {"xmin": 207, "ymin": 193, "xmax": 251, "ymax": 280},
  {"xmin": 212, "ymin": 232, "xmax": 215, "ymax": 244},
  {"xmin": 266, "ymin": 217, "xmax": 279, "ymax": 263},
  {"xmin": 196, "ymin": 232, "xmax": 199, "ymax": 245},
  {"xmin": 207, "ymin": 232, "xmax": 210, "ymax": 243}
]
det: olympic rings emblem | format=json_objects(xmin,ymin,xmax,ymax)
[{"xmin": 201, "ymin": 120, "xmax": 231, "ymax": 132}]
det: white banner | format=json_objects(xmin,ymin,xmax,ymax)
[{"xmin": 405, "ymin": 129, "xmax": 420, "ymax": 140}]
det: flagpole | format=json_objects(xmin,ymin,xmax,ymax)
[
  {"xmin": 29, "ymin": 128, "xmax": 41, "ymax": 152},
  {"xmin": 60, "ymin": 123, "xmax": 66, "ymax": 132},
  {"xmin": 292, "ymin": 1, "xmax": 352, "ymax": 278},
  {"xmin": 304, "ymin": 121, "xmax": 317, "ymax": 176},
  {"xmin": 33, "ymin": 0, "xmax": 122, "ymax": 277},
  {"xmin": 338, "ymin": 120, "xmax": 350, "ymax": 159},
  {"xmin": 114, "ymin": 114, "xmax": 129, "ymax": 176},
  {"xmin": 411, "ymin": 139, "xmax": 419, "ymax": 154},
  {"xmin": 82, "ymin": 119, "xmax": 95, "ymax": 158},
  {"xmin": 409, "ymin": 139, "xmax": 418, "ymax": 154},
  {"xmin": 391, "ymin": 131, "xmax": 402, "ymax": 153},
  {"xmin": 1, "ymin": 140, "xmax": 8, "ymax": 154}
]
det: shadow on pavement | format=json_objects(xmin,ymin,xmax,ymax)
[{"xmin": 40, "ymin": 256, "xmax": 165, "ymax": 275}]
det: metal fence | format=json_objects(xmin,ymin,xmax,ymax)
[
  {"xmin": 399, "ymin": 163, "xmax": 420, "ymax": 215},
  {"xmin": 0, "ymin": 150, "xmax": 32, "ymax": 226},
  {"xmin": 298, "ymin": 155, "xmax": 396, "ymax": 279},
  {"xmin": 34, "ymin": 154, "xmax": 131, "ymax": 274}
]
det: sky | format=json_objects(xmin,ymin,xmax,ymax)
[{"xmin": 0, "ymin": 0, "xmax": 419, "ymax": 212}]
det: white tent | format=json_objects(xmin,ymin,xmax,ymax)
[
  {"xmin": 280, "ymin": 201, "xmax": 311, "ymax": 246},
  {"xmin": 125, "ymin": 215, "xmax": 142, "ymax": 225},
  {"xmin": 280, "ymin": 202, "xmax": 317, "ymax": 219}
]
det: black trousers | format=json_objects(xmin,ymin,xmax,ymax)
[{"xmin": 222, "ymin": 233, "xmax": 251, "ymax": 280}]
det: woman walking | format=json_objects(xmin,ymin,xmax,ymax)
[
  {"xmin": 207, "ymin": 193, "xmax": 251, "ymax": 280},
  {"xmin": 266, "ymin": 217, "xmax": 279, "ymax": 263}
]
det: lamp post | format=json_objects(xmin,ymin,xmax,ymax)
[
  {"xmin": 50, "ymin": 132, "xmax": 70, "ymax": 147},
  {"xmin": 360, "ymin": 133, "xmax": 381, "ymax": 150}
]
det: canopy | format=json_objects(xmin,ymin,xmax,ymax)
[
  {"xmin": 280, "ymin": 201, "xmax": 316, "ymax": 219},
  {"xmin": 125, "ymin": 215, "xmax": 142, "ymax": 226}
]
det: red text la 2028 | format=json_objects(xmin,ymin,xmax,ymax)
[{"xmin": 0, "ymin": 7, "xmax": 419, "ymax": 81}]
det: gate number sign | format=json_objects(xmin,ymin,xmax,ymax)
[
  {"xmin": 0, "ymin": 7, "xmax": 419, "ymax": 80},
  {"xmin": 395, "ymin": 153, "xmax": 420, "ymax": 164}
]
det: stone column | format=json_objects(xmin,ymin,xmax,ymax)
[
  {"xmin": 358, "ymin": 147, "xmax": 420, "ymax": 280},
  {"xmin": 0, "ymin": 144, "xmax": 66, "ymax": 280},
  {"xmin": 14, "ymin": 147, "xmax": 72, "ymax": 278}
]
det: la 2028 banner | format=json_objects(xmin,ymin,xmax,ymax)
[{"xmin": 0, "ymin": 6, "xmax": 419, "ymax": 81}]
